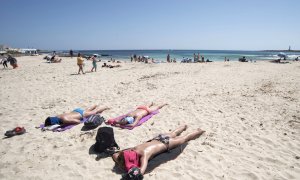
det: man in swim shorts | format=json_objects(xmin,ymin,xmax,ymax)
[
  {"xmin": 44, "ymin": 105, "xmax": 109, "ymax": 126},
  {"xmin": 112, "ymin": 125, "xmax": 205, "ymax": 178},
  {"xmin": 106, "ymin": 102, "xmax": 168, "ymax": 127}
]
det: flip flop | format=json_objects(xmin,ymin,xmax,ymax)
[{"xmin": 4, "ymin": 127, "xmax": 26, "ymax": 137}]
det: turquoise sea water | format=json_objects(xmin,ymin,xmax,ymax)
[{"xmin": 62, "ymin": 50, "xmax": 300, "ymax": 62}]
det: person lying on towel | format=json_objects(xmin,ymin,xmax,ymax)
[
  {"xmin": 106, "ymin": 102, "xmax": 167, "ymax": 127},
  {"xmin": 112, "ymin": 125, "xmax": 205, "ymax": 179},
  {"xmin": 44, "ymin": 105, "xmax": 109, "ymax": 126}
]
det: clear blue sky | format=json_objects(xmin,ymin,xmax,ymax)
[{"xmin": 1, "ymin": 0, "xmax": 299, "ymax": 50}]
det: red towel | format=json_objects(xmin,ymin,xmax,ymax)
[{"xmin": 123, "ymin": 150, "xmax": 141, "ymax": 172}]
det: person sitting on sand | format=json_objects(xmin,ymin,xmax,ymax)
[
  {"xmin": 102, "ymin": 63, "xmax": 121, "ymax": 68},
  {"xmin": 77, "ymin": 53, "xmax": 85, "ymax": 74},
  {"xmin": 112, "ymin": 125, "xmax": 205, "ymax": 178},
  {"xmin": 50, "ymin": 55, "xmax": 62, "ymax": 63},
  {"xmin": 44, "ymin": 105, "xmax": 109, "ymax": 126},
  {"xmin": 7, "ymin": 54, "xmax": 18, "ymax": 69},
  {"xmin": 106, "ymin": 102, "xmax": 167, "ymax": 127}
]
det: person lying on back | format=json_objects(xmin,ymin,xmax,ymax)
[
  {"xmin": 112, "ymin": 125, "xmax": 205, "ymax": 179},
  {"xmin": 106, "ymin": 102, "xmax": 167, "ymax": 127}
]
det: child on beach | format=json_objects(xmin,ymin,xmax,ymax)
[
  {"xmin": 112, "ymin": 125, "xmax": 205, "ymax": 178},
  {"xmin": 90, "ymin": 55, "xmax": 97, "ymax": 72}
]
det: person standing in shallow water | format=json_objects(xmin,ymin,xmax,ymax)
[
  {"xmin": 77, "ymin": 53, "xmax": 85, "ymax": 74},
  {"xmin": 167, "ymin": 54, "xmax": 170, "ymax": 62}
]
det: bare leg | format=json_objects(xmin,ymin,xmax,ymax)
[
  {"xmin": 148, "ymin": 103, "xmax": 168, "ymax": 112},
  {"xmin": 168, "ymin": 129, "xmax": 205, "ymax": 150},
  {"xmin": 83, "ymin": 106, "xmax": 110, "ymax": 117},
  {"xmin": 86, "ymin": 105, "xmax": 97, "ymax": 111},
  {"xmin": 163, "ymin": 125, "xmax": 188, "ymax": 138}
]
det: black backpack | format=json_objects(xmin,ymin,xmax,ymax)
[
  {"xmin": 84, "ymin": 114, "xmax": 105, "ymax": 127},
  {"xmin": 94, "ymin": 127, "xmax": 119, "ymax": 154}
]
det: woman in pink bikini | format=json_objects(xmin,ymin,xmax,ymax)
[
  {"xmin": 106, "ymin": 102, "xmax": 168, "ymax": 127},
  {"xmin": 112, "ymin": 125, "xmax": 205, "ymax": 179}
]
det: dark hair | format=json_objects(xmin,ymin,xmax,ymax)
[
  {"xmin": 122, "ymin": 167, "xmax": 143, "ymax": 180},
  {"xmin": 45, "ymin": 117, "xmax": 51, "ymax": 126},
  {"xmin": 116, "ymin": 151, "xmax": 125, "ymax": 169},
  {"xmin": 78, "ymin": 53, "xmax": 81, "ymax": 57}
]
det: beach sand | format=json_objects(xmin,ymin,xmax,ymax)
[{"xmin": 0, "ymin": 56, "xmax": 299, "ymax": 180}]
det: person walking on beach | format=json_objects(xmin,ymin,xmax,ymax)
[
  {"xmin": 193, "ymin": 53, "xmax": 196, "ymax": 63},
  {"xmin": 112, "ymin": 125, "xmax": 205, "ymax": 178},
  {"xmin": 77, "ymin": 53, "xmax": 85, "ymax": 74},
  {"xmin": 167, "ymin": 54, "xmax": 170, "ymax": 63},
  {"xmin": 70, "ymin": 49, "xmax": 73, "ymax": 58},
  {"xmin": 198, "ymin": 53, "xmax": 200, "ymax": 62},
  {"xmin": 90, "ymin": 55, "xmax": 97, "ymax": 72}
]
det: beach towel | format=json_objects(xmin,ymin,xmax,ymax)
[
  {"xmin": 40, "ymin": 118, "xmax": 88, "ymax": 132},
  {"xmin": 106, "ymin": 110, "xmax": 159, "ymax": 130}
]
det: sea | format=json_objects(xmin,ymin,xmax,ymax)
[{"xmin": 59, "ymin": 50, "xmax": 300, "ymax": 62}]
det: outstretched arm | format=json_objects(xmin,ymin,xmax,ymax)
[{"xmin": 139, "ymin": 155, "xmax": 148, "ymax": 175}]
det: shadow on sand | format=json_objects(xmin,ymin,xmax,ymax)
[{"xmin": 81, "ymin": 125, "xmax": 98, "ymax": 131}]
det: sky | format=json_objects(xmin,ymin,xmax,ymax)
[{"xmin": 1, "ymin": 0, "xmax": 300, "ymax": 50}]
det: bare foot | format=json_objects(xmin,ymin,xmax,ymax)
[
  {"xmin": 104, "ymin": 107, "xmax": 111, "ymax": 110},
  {"xmin": 173, "ymin": 124, "xmax": 188, "ymax": 136},
  {"xmin": 197, "ymin": 128, "xmax": 206, "ymax": 135},
  {"xmin": 183, "ymin": 124, "xmax": 188, "ymax": 131}
]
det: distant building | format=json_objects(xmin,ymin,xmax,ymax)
[
  {"xmin": 289, "ymin": 46, "xmax": 291, "ymax": 51},
  {"xmin": 19, "ymin": 48, "xmax": 38, "ymax": 55}
]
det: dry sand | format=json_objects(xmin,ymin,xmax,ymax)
[{"xmin": 0, "ymin": 56, "xmax": 299, "ymax": 180}]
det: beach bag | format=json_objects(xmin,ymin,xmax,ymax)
[
  {"xmin": 84, "ymin": 114, "xmax": 105, "ymax": 127},
  {"xmin": 94, "ymin": 127, "xmax": 119, "ymax": 154}
]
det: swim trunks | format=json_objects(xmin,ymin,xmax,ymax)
[
  {"xmin": 73, "ymin": 108, "xmax": 84, "ymax": 117},
  {"xmin": 150, "ymin": 134, "xmax": 170, "ymax": 152}
]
